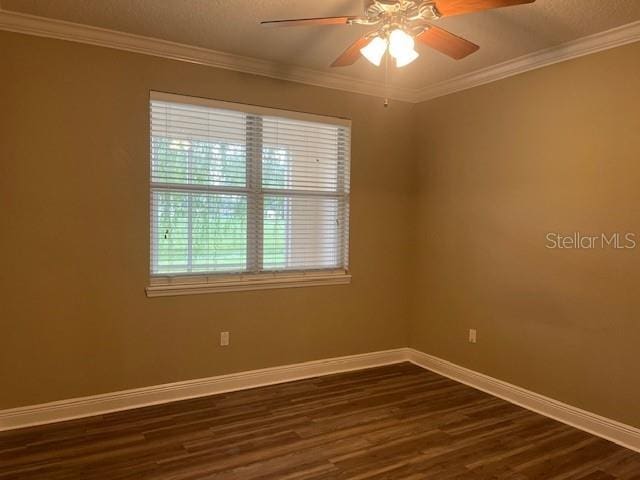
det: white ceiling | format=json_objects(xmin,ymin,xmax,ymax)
[{"xmin": 3, "ymin": 0, "xmax": 640, "ymax": 90}]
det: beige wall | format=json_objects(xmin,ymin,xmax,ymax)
[
  {"xmin": 0, "ymin": 31, "xmax": 416, "ymax": 408},
  {"xmin": 3, "ymin": 28, "xmax": 640, "ymax": 429},
  {"xmin": 411, "ymin": 42, "xmax": 640, "ymax": 428}
]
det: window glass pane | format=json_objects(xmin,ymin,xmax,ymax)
[
  {"xmin": 262, "ymin": 117, "xmax": 341, "ymax": 192},
  {"xmin": 263, "ymin": 195, "xmax": 342, "ymax": 271},
  {"xmin": 151, "ymin": 100, "xmax": 247, "ymax": 187},
  {"xmin": 151, "ymin": 138, "xmax": 246, "ymax": 187},
  {"xmin": 263, "ymin": 195, "xmax": 289, "ymax": 268},
  {"xmin": 191, "ymin": 193, "xmax": 247, "ymax": 272},
  {"xmin": 150, "ymin": 95, "xmax": 350, "ymax": 279},
  {"xmin": 153, "ymin": 191, "xmax": 189, "ymax": 273},
  {"xmin": 262, "ymin": 146, "xmax": 291, "ymax": 189},
  {"xmin": 153, "ymin": 191, "xmax": 247, "ymax": 274}
]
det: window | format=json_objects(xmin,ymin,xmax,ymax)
[{"xmin": 147, "ymin": 92, "xmax": 351, "ymax": 296}]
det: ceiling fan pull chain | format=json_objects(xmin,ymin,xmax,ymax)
[{"xmin": 384, "ymin": 52, "xmax": 390, "ymax": 107}]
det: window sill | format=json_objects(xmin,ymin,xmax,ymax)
[{"xmin": 146, "ymin": 270, "xmax": 351, "ymax": 297}]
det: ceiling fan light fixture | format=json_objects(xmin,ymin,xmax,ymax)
[
  {"xmin": 388, "ymin": 29, "xmax": 415, "ymax": 60},
  {"xmin": 360, "ymin": 36, "xmax": 388, "ymax": 66},
  {"xmin": 395, "ymin": 48, "xmax": 419, "ymax": 67},
  {"xmin": 262, "ymin": 0, "xmax": 537, "ymax": 68}
]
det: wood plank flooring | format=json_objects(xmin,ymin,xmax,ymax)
[{"xmin": 1, "ymin": 363, "xmax": 639, "ymax": 479}]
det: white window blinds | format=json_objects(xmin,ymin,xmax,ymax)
[{"xmin": 150, "ymin": 92, "xmax": 350, "ymax": 278}]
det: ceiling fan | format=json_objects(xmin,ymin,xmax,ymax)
[{"xmin": 261, "ymin": 0, "xmax": 536, "ymax": 68}]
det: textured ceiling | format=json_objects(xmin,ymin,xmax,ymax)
[{"xmin": 3, "ymin": 0, "xmax": 640, "ymax": 89}]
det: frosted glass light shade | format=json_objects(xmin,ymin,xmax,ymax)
[
  {"xmin": 360, "ymin": 36, "xmax": 388, "ymax": 66},
  {"xmin": 395, "ymin": 48, "xmax": 419, "ymax": 67},
  {"xmin": 388, "ymin": 29, "xmax": 415, "ymax": 59}
]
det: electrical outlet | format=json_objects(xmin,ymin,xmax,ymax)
[
  {"xmin": 468, "ymin": 329, "xmax": 477, "ymax": 344},
  {"xmin": 220, "ymin": 331, "xmax": 230, "ymax": 347}
]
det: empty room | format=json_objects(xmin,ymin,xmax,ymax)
[{"xmin": 2, "ymin": 0, "xmax": 640, "ymax": 478}]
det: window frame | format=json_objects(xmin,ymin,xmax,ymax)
[{"xmin": 146, "ymin": 92, "xmax": 352, "ymax": 297}]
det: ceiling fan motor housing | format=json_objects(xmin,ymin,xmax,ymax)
[
  {"xmin": 363, "ymin": 1, "xmax": 441, "ymax": 22},
  {"xmin": 355, "ymin": 1, "xmax": 440, "ymax": 41}
]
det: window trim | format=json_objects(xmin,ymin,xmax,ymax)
[
  {"xmin": 150, "ymin": 92, "xmax": 351, "ymax": 128},
  {"xmin": 147, "ymin": 92, "xmax": 352, "ymax": 297},
  {"xmin": 146, "ymin": 269, "xmax": 351, "ymax": 297}
]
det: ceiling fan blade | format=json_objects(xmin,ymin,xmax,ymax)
[
  {"xmin": 331, "ymin": 36, "xmax": 371, "ymax": 67},
  {"xmin": 261, "ymin": 16, "xmax": 358, "ymax": 27},
  {"xmin": 434, "ymin": 0, "xmax": 535, "ymax": 17},
  {"xmin": 416, "ymin": 26, "xmax": 479, "ymax": 60}
]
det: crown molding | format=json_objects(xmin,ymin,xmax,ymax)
[
  {"xmin": 0, "ymin": 9, "xmax": 639, "ymax": 104},
  {"xmin": 0, "ymin": 9, "xmax": 416, "ymax": 102},
  {"xmin": 415, "ymin": 20, "xmax": 640, "ymax": 102}
]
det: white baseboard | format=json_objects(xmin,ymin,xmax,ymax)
[
  {"xmin": 0, "ymin": 348, "xmax": 406, "ymax": 432},
  {"xmin": 2, "ymin": 347, "xmax": 639, "ymax": 454},
  {"xmin": 406, "ymin": 348, "xmax": 640, "ymax": 453}
]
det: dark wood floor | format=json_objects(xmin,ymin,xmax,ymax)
[{"xmin": 1, "ymin": 363, "xmax": 639, "ymax": 480}]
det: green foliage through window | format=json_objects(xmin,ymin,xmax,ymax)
[
  {"xmin": 150, "ymin": 98, "xmax": 350, "ymax": 277},
  {"xmin": 151, "ymin": 138, "xmax": 293, "ymax": 274}
]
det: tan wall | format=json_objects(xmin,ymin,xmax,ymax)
[
  {"xmin": 0, "ymin": 31, "xmax": 416, "ymax": 409},
  {"xmin": 411, "ymin": 42, "xmax": 640, "ymax": 428},
  {"xmin": 3, "ymin": 28, "xmax": 640, "ymax": 429}
]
